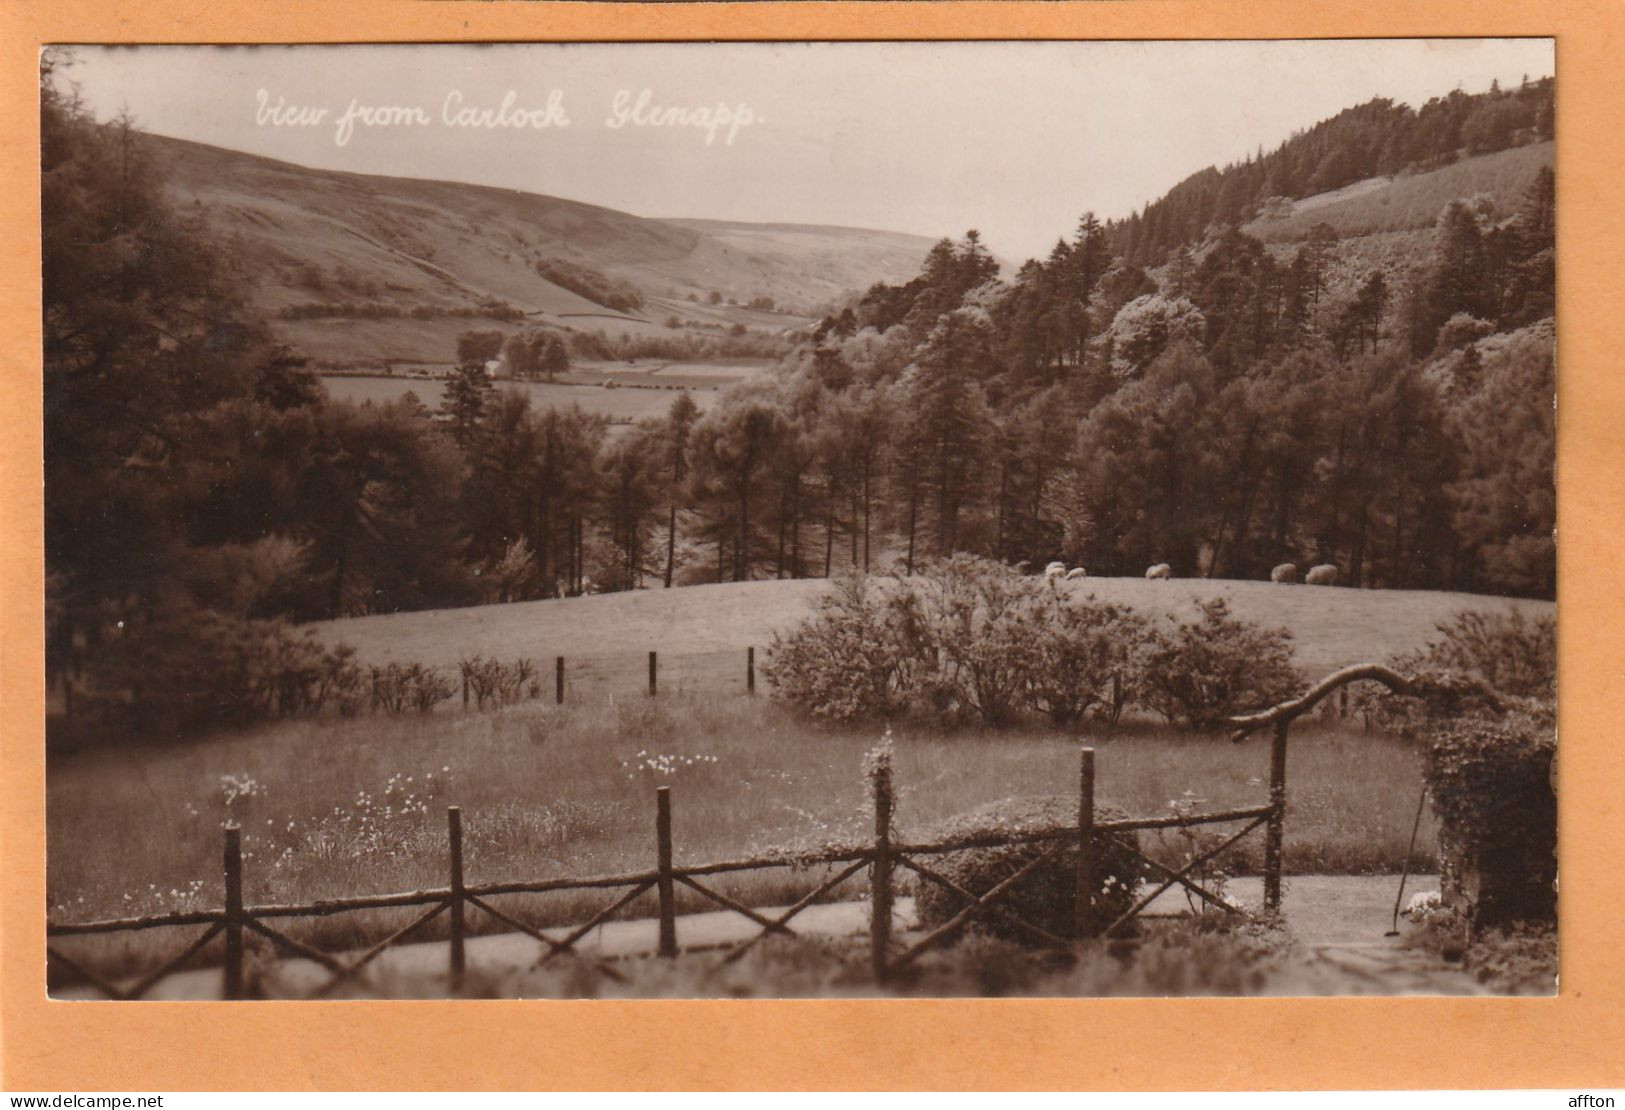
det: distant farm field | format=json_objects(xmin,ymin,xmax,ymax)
[{"xmin": 320, "ymin": 374, "xmax": 720, "ymax": 424}]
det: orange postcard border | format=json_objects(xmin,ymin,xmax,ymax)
[{"xmin": 2, "ymin": 1, "xmax": 1621, "ymax": 1092}]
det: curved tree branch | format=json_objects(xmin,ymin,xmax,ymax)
[{"xmin": 1226, "ymin": 663, "xmax": 1416, "ymax": 743}]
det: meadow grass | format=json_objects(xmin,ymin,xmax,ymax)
[
  {"xmin": 299, "ymin": 575, "xmax": 1553, "ymax": 680},
  {"xmin": 319, "ymin": 374, "xmax": 720, "ymax": 425},
  {"xmin": 47, "ymin": 691, "xmax": 1435, "ymax": 984},
  {"xmin": 50, "ymin": 573, "xmax": 1543, "ymax": 986}
]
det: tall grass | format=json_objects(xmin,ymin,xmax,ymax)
[{"xmin": 47, "ymin": 693, "xmax": 1435, "ymax": 985}]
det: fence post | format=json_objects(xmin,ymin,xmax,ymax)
[
  {"xmin": 1075, "ymin": 746, "xmax": 1097, "ymax": 939},
  {"xmin": 870, "ymin": 754, "xmax": 894, "ymax": 983},
  {"xmin": 555, "ymin": 655, "xmax": 565, "ymax": 706},
  {"xmin": 1264, "ymin": 718, "xmax": 1289, "ymax": 912},
  {"xmin": 747, "ymin": 646, "xmax": 756, "ymax": 695},
  {"xmin": 222, "ymin": 824, "xmax": 244, "ymax": 1000},
  {"xmin": 448, "ymin": 806, "xmax": 466, "ymax": 984},
  {"xmin": 648, "ymin": 650, "xmax": 658, "ymax": 697},
  {"xmin": 655, "ymin": 786, "xmax": 677, "ymax": 957}
]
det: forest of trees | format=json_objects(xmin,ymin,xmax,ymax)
[{"xmin": 43, "ymin": 59, "xmax": 1556, "ymax": 703}]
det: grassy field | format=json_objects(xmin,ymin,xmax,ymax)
[
  {"xmin": 303, "ymin": 575, "xmax": 1554, "ymax": 684},
  {"xmin": 47, "ymin": 576, "xmax": 1550, "ymax": 984},
  {"xmin": 48, "ymin": 692, "xmax": 1435, "ymax": 981},
  {"xmin": 320, "ymin": 374, "xmax": 721, "ymax": 424}
]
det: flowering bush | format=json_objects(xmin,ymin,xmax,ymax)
[
  {"xmin": 1137, "ymin": 599, "xmax": 1302, "ymax": 730},
  {"xmin": 762, "ymin": 575, "xmax": 932, "ymax": 722},
  {"xmin": 1024, "ymin": 595, "xmax": 1152, "ymax": 726},
  {"xmin": 771, "ymin": 564, "xmax": 1303, "ymax": 732},
  {"xmin": 909, "ymin": 555, "xmax": 1047, "ymax": 724},
  {"xmin": 1355, "ymin": 609, "xmax": 1554, "ymax": 737},
  {"xmin": 769, "ymin": 559, "xmax": 1161, "ymax": 727}
]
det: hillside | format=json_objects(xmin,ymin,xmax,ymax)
[
  {"xmin": 306, "ymin": 576, "xmax": 1555, "ymax": 693},
  {"xmin": 147, "ymin": 133, "xmax": 934, "ymax": 366},
  {"xmin": 1243, "ymin": 142, "xmax": 1553, "ymax": 244},
  {"xmin": 1111, "ymin": 78, "xmax": 1553, "ymax": 265}
]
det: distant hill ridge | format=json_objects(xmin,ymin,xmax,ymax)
[{"xmin": 144, "ymin": 131, "xmax": 935, "ymax": 364}]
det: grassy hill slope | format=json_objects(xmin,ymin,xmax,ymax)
[
  {"xmin": 307, "ymin": 576, "xmax": 1555, "ymax": 695},
  {"xmin": 1244, "ymin": 141, "xmax": 1553, "ymax": 244},
  {"xmin": 148, "ymin": 133, "xmax": 934, "ymax": 365}
]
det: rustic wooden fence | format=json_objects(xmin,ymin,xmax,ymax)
[
  {"xmin": 47, "ymin": 663, "xmax": 1413, "ymax": 999},
  {"xmin": 459, "ymin": 648, "xmax": 759, "ymax": 708}
]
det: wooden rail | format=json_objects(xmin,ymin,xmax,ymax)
[
  {"xmin": 46, "ymin": 763, "xmax": 1276, "ymax": 998},
  {"xmin": 62, "ymin": 659, "xmax": 1432, "ymax": 997}
]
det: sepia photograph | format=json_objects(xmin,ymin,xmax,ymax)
[{"xmin": 41, "ymin": 38, "xmax": 1557, "ymax": 1002}]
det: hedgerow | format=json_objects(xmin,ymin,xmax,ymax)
[
  {"xmin": 75, "ymin": 609, "xmax": 534, "ymax": 738},
  {"xmin": 766, "ymin": 561, "xmax": 1302, "ymax": 730}
]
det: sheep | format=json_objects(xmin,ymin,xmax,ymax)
[
  {"xmin": 1044, "ymin": 561, "xmax": 1067, "ymax": 580},
  {"xmin": 1065, "ymin": 567, "xmax": 1088, "ymax": 580},
  {"xmin": 1305, "ymin": 564, "xmax": 1339, "ymax": 586},
  {"xmin": 1270, "ymin": 563, "xmax": 1299, "ymax": 584},
  {"xmin": 1145, "ymin": 563, "xmax": 1172, "ymax": 580}
]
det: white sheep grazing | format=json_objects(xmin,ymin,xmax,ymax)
[
  {"xmin": 1305, "ymin": 564, "xmax": 1339, "ymax": 586},
  {"xmin": 1145, "ymin": 563, "xmax": 1172, "ymax": 580},
  {"xmin": 1044, "ymin": 561, "xmax": 1067, "ymax": 580},
  {"xmin": 1065, "ymin": 567, "xmax": 1088, "ymax": 580},
  {"xmin": 1270, "ymin": 563, "xmax": 1299, "ymax": 584}
]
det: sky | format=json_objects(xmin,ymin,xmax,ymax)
[{"xmin": 58, "ymin": 40, "xmax": 1554, "ymax": 262}]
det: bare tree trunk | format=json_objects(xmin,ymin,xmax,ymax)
[
  {"xmin": 791, "ymin": 473, "xmax": 803, "ymax": 578},
  {"xmin": 775, "ymin": 485, "xmax": 787, "ymax": 579},
  {"xmin": 863, "ymin": 457, "xmax": 873, "ymax": 573},
  {"xmin": 665, "ymin": 503, "xmax": 677, "ymax": 588},
  {"xmin": 737, "ymin": 472, "xmax": 750, "ymax": 582},
  {"xmin": 905, "ymin": 477, "xmax": 919, "ymax": 575},
  {"xmin": 996, "ymin": 460, "xmax": 1009, "ymax": 563},
  {"xmin": 824, "ymin": 483, "xmax": 836, "ymax": 577}
]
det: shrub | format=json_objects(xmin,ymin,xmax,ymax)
[
  {"xmin": 1403, "ymin": 608, "xmax": 1555, "ymax": 700},
  {"xmin": 1025, "ymin": 594, "xmax": 1152, "ymax": 726},
  {"xmin": 458, "ymin": 656, "xmax": 540, "ymax": 710},
  {"xmin": 1358, "ymin": 607, "xmax": 1555, "ymax": 737},
  {"xmin": 762, "ymin": 576, "xmax": 930, "ymax": 722},
  {"xmin": 913, "ymin": 795, "xmax": 1144, "ymax": 943},
  {"xmin": 1138, "ymin": 599, "xmax": 1302, "ymax": 729},
  {"xmin": 369, "ymin": 662, "xmax": 457, "ymax": 714},
  {"xmin": 533, "ymin": 256, "xmax": 644, "ymax": 313},
  {"xmin": 910, "ymin": 555, "xmax": 1046, "ymax": 724}
]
